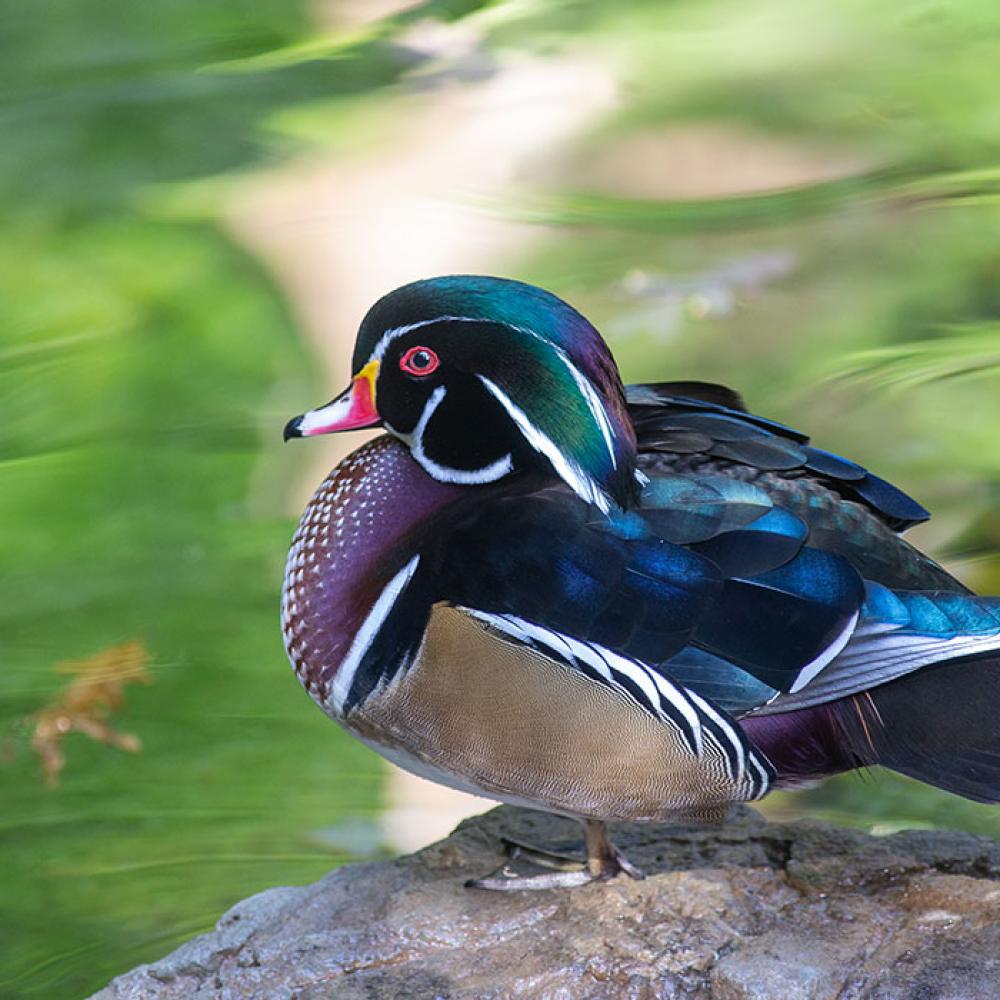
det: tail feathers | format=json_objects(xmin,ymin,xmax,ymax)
[
  {"xmin": 745, "ymin": 654, "xmax": 1000, "ymax": 803},
  {"xmin": 858, "ymin": 655, "xmax": 1000, "ymax": 803}
]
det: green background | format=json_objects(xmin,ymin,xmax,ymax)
[{"xmin": 2, "ymin": 1, "xmax": 998, "ymax": 996}]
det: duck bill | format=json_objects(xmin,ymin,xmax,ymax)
[{"xmin": 283, "ymin": 360, "xmax": 381, "ymax": 440}]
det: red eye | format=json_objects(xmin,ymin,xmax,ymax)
[{"xmin": 399, "ymin": 345, "xmax": 440, "ymax": 377}]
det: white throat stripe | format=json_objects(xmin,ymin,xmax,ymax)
[{"xmin": 409, "ymin": 385, "xmax": 513, "ymax": 484}]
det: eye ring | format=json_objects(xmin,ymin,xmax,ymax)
[{"xmin": 399, "ymin": 345, "xmax": 440, "ymax": 377}]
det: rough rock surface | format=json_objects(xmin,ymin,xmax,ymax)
[{"xmin": 92, "ymin": 805, "xmax": 1000, "ymax": 1000}]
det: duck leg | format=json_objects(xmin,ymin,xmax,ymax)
[
  {"xmin": 583, "ymin": 819, "xmax": 646, "ymax": 881},
  {"xmin": 466, "ymin": 819, "xmax": 645, "ymax": 891}
]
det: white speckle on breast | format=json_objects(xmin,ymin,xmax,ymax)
[{"xmin": 281, "ymin": 435, "xmax": 459, "ymax": 710}]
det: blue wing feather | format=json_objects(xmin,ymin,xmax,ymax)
[
  {"xmin": 691, "ymin": 548, "xmax": 864, "ymax": 691},
  {"xmin": 801, "ymin": 447, "xmax": 867, "ymax": 481},
  {"xmin": 660, "ymin": 646, "xmax": 779, "ymax": 715},
  {"xmin": 689, "ymin": 506, "xmax": 807, "ymax": 577},
  {"xmin": 751, "ymin": 588, "xmax": 1000, "ymax": 715},
  {"xmin": 627, "ymin": 382, "xmax": 931, "ymax": 531},
  {"xmin": 433, "ymin": 482, "xmax": 864, "ymax": 701}
]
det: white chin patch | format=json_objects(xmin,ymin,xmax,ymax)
[
  {"xmin": 414, "ymin": 450, "xmax": 514, "ymax": 485},
  {"xmin": 390, "ymin": 385, "xmax": 514, "ymax": 486}
]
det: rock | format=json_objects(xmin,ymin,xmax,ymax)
[{"xmin": 90, "ymin": 805, "xmax": 1000, "ymax": 1000}]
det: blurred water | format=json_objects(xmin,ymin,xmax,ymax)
[{"xmin": 3, "ymin": 1, "xmax": 999, "ymax": 996}]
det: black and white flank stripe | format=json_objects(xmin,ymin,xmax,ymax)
[{"xmin": 462, "ymin": 609, "xmax": 774, "ymax": 800}]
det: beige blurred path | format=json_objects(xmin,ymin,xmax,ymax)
[{"xmin": 225, "ymin": 11, "xmax": 617, "ymax": 851}]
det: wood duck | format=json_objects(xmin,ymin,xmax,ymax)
[{"xmin": 282, "ymin": 275, "xmax": 1000, "ymax": 890}]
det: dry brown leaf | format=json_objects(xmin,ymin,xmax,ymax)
[{"xmin": 29, "ymin": 639, "xmax": 153, "ymax": 787}]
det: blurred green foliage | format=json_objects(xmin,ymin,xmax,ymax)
[
  {"xmin": 2, "ymin": 0, "xmax": 998, "ymax": 996},
  {"xmin": 0, "ymin": 1, "xmax": 461, "ymax": 995},
  {"xmin": 0, "ymin": 188, "xmax": 387, "ymax": 998}
]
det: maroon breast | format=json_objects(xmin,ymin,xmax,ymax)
[{"xmin": 281, "ymin": 435, "xmax": 465, "ymax": 710}]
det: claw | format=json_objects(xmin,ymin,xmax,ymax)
[{"xmin": 605, "ymin": 841, "xmax": 645, "ymax": 881}]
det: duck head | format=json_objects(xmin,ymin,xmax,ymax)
[{"xmin": 284, "ymin": 276, "xmax": 639, "ymax": 512}]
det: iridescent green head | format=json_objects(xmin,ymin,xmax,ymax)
[{"xmin": 285, "ymin": 275, "xmax": 639, "ymax": 512}]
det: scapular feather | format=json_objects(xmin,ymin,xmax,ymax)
[{"xmin": 626, "ymin": 384, "xmax": 930, "ymax": 530}]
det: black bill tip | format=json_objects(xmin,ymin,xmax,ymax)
[{"xmin": 283, "ymin": 415, "xmax": 304, "ymax": 442}]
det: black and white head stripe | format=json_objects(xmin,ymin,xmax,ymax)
[
  {"xmin": 367, "ymin": 314, "xmax": 619, "ymax": 510},
  {"xmin": 368, "ymin": 315, "xmax": 618, "ymax": 472},
  {"xmin": 369, "ymin": 316, "xmax": 470, "ymax": 363},
  {"xmin": 535, "ymin": 335, "xmax": 617, "ymax": 470},
  {"xmin": 463, "ymin": 609, "xmax": 773, "ymax": 798},
  {"xmin": 479, "ymin": 376, "xmax": 613, "ymax": 514},
  {"xmin": 389, "ymin": 384, "xmax": 515, "ymax": 486},
  {"xmin": 328, "ymin": 555, "xmax": 422, "ymax": 715}
]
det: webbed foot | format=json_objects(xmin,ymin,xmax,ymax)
[{"xmin": 465, "ymin": 820, "xmax": 645, "ymax": 891}]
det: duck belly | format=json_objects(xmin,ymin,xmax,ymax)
[{"xmin": 346, "ymin": 606, "xmax": 748, "ymax": 823}]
